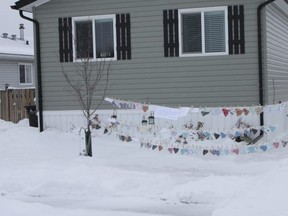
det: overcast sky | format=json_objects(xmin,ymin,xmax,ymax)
[{"xmin": 0, "ymin": 0, "xmax": 33, "ymax": 38}]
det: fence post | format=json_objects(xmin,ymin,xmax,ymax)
[
  {"xmin": 6, "ymin": 89, "xmax": 10, "ymax": 121},
  {"xmin": 0, "ymin": 91, "xmax": 2, "ymax": 119}
]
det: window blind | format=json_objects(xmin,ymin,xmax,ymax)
[
  {"xmin": 204, "ymin": 10, "xmax": 225, "ymax": 53},
  {"xmin": 19, "ymin": 65, "xmax": 25, "ymax": 83},
  {"xmin": 75, "ymin": 20, "xmax": 93, "ymax": 58},
  {"xmin": 95, "ymin": 19, "xmax": 114, "ymax": 58},
  {"xmin": 182, "ymin": 13, "xmax": 202, "ymax": 53},
  {"xmin": 25, "ymin": 65, "xmax": 32, "ymax": 83},
  {"xmin": 19, "ymin": 65, "xmax": 32, "ymax": 84}
]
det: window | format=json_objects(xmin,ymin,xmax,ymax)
[
  {"xmin": 179, "ymin": 7, "xmax": 228, "ymax": 57},
  {"xmin": 19, "ymin": 64, "xmax": 32, "ymax": 85},
  {"xmin": 75, "ymin": 20, "xmax": 93, "ymax": 59},
  {"xmin": 73, "ymin": 15, "xmax": 116, "ymax": 61}
]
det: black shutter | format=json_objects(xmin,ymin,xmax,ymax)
[
  {"xmin": 163, "ymin": 9, "xmax": 179, "ymax": 57},
  {"xmin": 228, "ymin": 5, "xmax": 245, "ymax": 54},
  {"xmin": 58, "ymin": 17, "xmax": 73, "ymax": 62},
  {"xmin": 116, "ymin": 13, "xmax": 131, "ymax": 60}
]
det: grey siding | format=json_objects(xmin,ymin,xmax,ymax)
[
  {"xmin": 0, "ymin": 59, "xmax": 34, "ymax": 89},
  {"xmin": 265, "ymin": 0, "xmax": 288, "ymax": 104},
  {"xmin": 35, "ymin": 0, "xmax": 264, "ymax": 111}
]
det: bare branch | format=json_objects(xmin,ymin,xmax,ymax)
[{"xmin": 60, "ymin": 22, "xmax": 112, "ymax": 127}]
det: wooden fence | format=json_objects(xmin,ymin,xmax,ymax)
[{"xmin": 0, "ymin": 89, "xmax": 36, "ymax": 123}]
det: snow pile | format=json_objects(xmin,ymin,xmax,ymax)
[
  {"xmin": 212, "ymin": 159, "xmax": 288, "ymax": 216},
  {"xmin": 0, "ymin": 35, "xmax": 33, "ymax": 56},
  {"xmin": 0, "ymin": 119, "xmax": 288, "ymax": 216}
]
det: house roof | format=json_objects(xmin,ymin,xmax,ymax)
[
  {"xmin": 11, "ymin": 0, "xmax": 50, "ymax": 12},
  {"xmin": 0, "ymin": 35, "xmax": 34, "ymax": 59},
  {"xmin": 11, "ymin": 0, "xmax": 288, "ymax": 13}
]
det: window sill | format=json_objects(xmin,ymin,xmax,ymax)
[
  {"xmin": 73, "ymin": 57, "xmax": 116, "ymax": 62},
  {"xmin": 19, "ymin": 83, "xmax": 33, "ymax": 86},
  {"xmin": 179, "ymin": 52, "xmax": 228, "ymax": 57}
]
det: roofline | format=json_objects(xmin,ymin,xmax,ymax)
[
  {"xmin": 0, "ymin": 53, "xmax": 34, "ymax": 61},
  {"xmin": 11, "ymin": 0, "xmax": 36, "ymax": 10},
  {"xmin": 11, "ymin": 0, "xmax": 50, "ymax": 12}
]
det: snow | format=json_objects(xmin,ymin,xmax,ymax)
[
  {"xmin": 1, "ymin": 119, "xmax": 288, "ymax": 216},
  {"xmin": 0, "ymin": 36, "xmax": 34, "ymax": 56}
]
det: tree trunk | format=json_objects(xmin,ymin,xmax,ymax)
[{"xmin": 85, "ymin": 129, "xmax": 92, "ymax": 157}]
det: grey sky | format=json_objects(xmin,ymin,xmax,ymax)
[{"xmin": 0, "ymin": 0, "xmax": 33, "ymax": 38}]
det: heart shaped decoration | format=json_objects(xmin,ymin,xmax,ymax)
[
  {"xmin": 273, "ymin": 142, "xmax": 280, "ymax": 149},
  {"xmin": 142, "ymin": 104, "xmax": 149, "ymax": 112},
  {"xmin": 203, "ymin": 149, "xmax": 209, "ymax": 155},
  {"xmin": 269, "ymin": 126, "xmax": 276, "ymax": 132},
  {"xmin": 204, "ymin": 132, "xmax": 211, "ymax": 139},
  {"xmin": 248, "ymin": 146, "xmax": 255, "ymax": 153},
  {"xmin": 243, "ymin": 108, "xmax": 249, "ymax": 116},
  {"xmin": 181, "ymin": 149, "xmax": 188, "ymax": 155},
  {"xmin": 260, "ymin": 145, "xmax": 267, "ymax": 152},
  {"xmin": 188, "ymin": 149, "xmax": 194, "ymax": 155},
  {"xmin": 220, "ymin": 132, "xmax": 226, "ymax": 139},
  {"xmin": 251, "ymin": 128, "xmax": 258, "ymax": 135},
  {"xmin": 210, "ymin": 150, "xmax": 216, "ymax": 155},
  {"xmin": 173, "ymin": 148, "xmax": 179, "ymax": 154},
  {"xmin": 224, "ymin": 149, "xmax": 229, "ymax": 155},
  {"xmin": 236, "ymin": 108, "xmax": 243, "ymax": 116},
  {"xmin": 214, "ymin": 133, "xmax": 220, "ymax": 139},
  {"xmin": 232, "ymin": 148, "xmax": 239, "ymax": 155},
  {"xmin": 158, "ymin": 145, "xmax": 163, "ymax": 151},
  {"xmin": 120, "ymin": 135, "xmax": 126, "ymax": 141},
  {"xmin": 201, "ymin": 111, "xmax": 210, "ymax": 116},
  {"xmin": 152, "ymin": 145, "xmax": 157, "ymax": 150},
  {"xmin": 215, "ymin": 150, "xmax": 220, "ymax": 156},
  {"xmin": 222, "ymin": 108, "xmax": 229, "ymax": 117},
  {"xmin": 168, "ymin": 148, "xmax": 173, "ymax": 154}
]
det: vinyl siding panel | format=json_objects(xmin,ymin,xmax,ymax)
[
  {"xmin": 0, "ymin": 60, "xmax": 34, "ymax": 89},
  {"xmin": 266, "ymin": 0, "xmax": 288, "ymax": 104},
  {"xmin": 35, "ymin": 0, "xmax": 263, "ymax": 111}
]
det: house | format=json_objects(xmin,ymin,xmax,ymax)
[
  {"xmin": 0, "ymin": 26, "xmax": 35, "ymax": 123},
  {"xmin": 11, "ymin": 0, "xmax": 288, "ymax": 131},
  {"xmin": 0, "ymin": 25, "xmax": 34, "ymax": 90}
]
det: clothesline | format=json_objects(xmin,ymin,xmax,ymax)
[{"xmin": 105, "ymin": 97, "xmax": 287, "ymax": 120}]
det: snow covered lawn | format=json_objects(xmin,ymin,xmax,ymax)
[{"xmin": 1, "ymin": 119, "xmax": 288, "ymax": 216}]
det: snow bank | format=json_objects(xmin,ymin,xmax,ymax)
[
  {"xmin": 212, "ymin": 158, "xmax": 288, "ymax": 216},
  {"xmin": 1, "ymin": 119, "xmax": 288, "ymax": 216}
]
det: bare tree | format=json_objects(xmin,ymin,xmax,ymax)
[{"xmin": 60, "ymin": 22, "xmax": 111, "ymax": 156}]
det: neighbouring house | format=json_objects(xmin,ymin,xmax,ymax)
[
  {"xmin": 0, "ymin": 25, "xmax": 34, "ymax": 90},
  {"xmin": 0, "ymin": 25, "xmax": 36, "ymax": 123},
  {"xmin": 11, "ymin": 0, "xmax": 288, "ymax": 131}
]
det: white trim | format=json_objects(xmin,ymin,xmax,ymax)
[
  {"xmin": 18, "ymin": 63, "xmax": 33, "ymax": 85},
  {"xmin": 179, "ymin": 6, "xmax": 228, "ymax": 57},
  {"xmin": 0, "ymin": 53, "xmax": 34, "ymax": 61},
  {"xmin": 201, "ymin": 11, "xmax": 205, "ymax": 55},
  {"xmin": 72, "ymin": 14, "xmax": 117, "ymax": 62}
]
